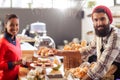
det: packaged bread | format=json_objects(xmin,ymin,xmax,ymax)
[
  {"xmin": 66, "ymin": 61, "xmax": 117, "ymax": 79},
  {"xmin": 67, "ymin": 62, "xmax": 90, "ymax": 79}
]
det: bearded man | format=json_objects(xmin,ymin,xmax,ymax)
[
  {"xmin": 55, "ymin": 5, "xmax": 120, "ymax": 80},
  {"xmin": 79, "ymin": 5, "xmax": 120, "ymax": 80}
]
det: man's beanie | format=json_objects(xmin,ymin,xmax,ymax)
[{"xmin": 92, "ymin": 5, "xmax": 113, "ymax": 24}]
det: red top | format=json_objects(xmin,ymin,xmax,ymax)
[{"xmin": 0, "ymin": 37, "xmax": 21, "ymax": 80}]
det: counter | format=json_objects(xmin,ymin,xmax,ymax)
[
  {"xmin": 19, "ymin": 64, "xmax": 66, "ymax": 80},
  {"xmin": 18, "ymin": 64, "xmax": 114, "ymax": 80}
]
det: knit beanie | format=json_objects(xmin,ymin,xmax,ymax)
[{"xmin": 92, "ymin": 5, "xmax": 113, "ymax": 24}]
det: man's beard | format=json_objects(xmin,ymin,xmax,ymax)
[{"xmin": 94, "ymin": 24, "xmax": 110, "ymax": 37}]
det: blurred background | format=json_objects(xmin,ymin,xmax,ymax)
[{"xmin": 0, "ymin": 0, "xmax": 119, "ymax": 48}]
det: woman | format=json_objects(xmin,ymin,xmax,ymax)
[{"xmin": 0, "ymin": 14, "xmax": 22, "ymax": 80}]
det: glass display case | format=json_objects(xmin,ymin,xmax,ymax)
[
  {"xmin": 30, "ymin": 22, "xmax": 55, "ymax": 49},
  {"xmin": 30, "ymin": 22, "xmax": 56, "ymax": 63}
]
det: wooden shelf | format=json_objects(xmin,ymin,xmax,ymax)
[
  {"xmin": 87, "ymin": 14, "xmax": 120, "ymax": 18},
  {"xmin": 113, "ymin": 15, "xmax": 120, "ymax": 18}
]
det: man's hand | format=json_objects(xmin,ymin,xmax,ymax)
[
  {"xmin": 81, "ymin": 74, "xmax": 92, "ymax": 80},
  {"xmin": 105, "ymin": 64, "xmax": 117, "ymax": 75}
]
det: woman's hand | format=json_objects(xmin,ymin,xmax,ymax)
[{"xmin": 13, "ymin": 59, "xmax": 22, "ymax": 66}]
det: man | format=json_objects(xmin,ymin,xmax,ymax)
[
  {"xmin": 39, "ymin": 5, "xmax": 120, "ymax": 80},
  {"xmin": 80, "ymin": 5, "xmax": 120, "ymax": 80}
]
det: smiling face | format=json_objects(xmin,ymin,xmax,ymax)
[
  {"xmin": 92, "ymin": 12, "xmax": 110, "ymax": 37},
  {"xmin": 5, "ymin": 18, "xmax": 19, "ymax": 37}
]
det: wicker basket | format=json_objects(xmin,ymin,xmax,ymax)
[{"xmin": 57, "ymin": 50, "xmax": 82, "ymax": 71}]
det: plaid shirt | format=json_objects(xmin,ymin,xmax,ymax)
[{"xmin": 80, "ymin": 27, "xmax": 120, "ymax": 79}]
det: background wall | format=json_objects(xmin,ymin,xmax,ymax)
[{"xmin": 0, "ymin": 8, "xmax": 82, "ymax": 47}]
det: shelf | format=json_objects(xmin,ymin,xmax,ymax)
[{"xmin": 87, "ymin": 14, "xmax": 120, "ymax": 18}]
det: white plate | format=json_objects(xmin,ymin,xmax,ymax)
[
  {"xmin": 30, "ymin": 63, "xmax": 36, "ymax": 68},
  {"xmin": 30, "ymin": 62, "xmax": 52, "ymax": 68}
]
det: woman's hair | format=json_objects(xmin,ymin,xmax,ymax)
[
  {"xmin": 3, "ymin": 14, "xmax": 18, "ymax": 33},
  {"xmin": 4, "ymin": 14, "xmax": 18, "ymax": 25}
]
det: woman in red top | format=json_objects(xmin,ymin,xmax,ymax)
[{"xmin": 0, "ymin": 14, "xmax": 22, "ymax": 80}]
